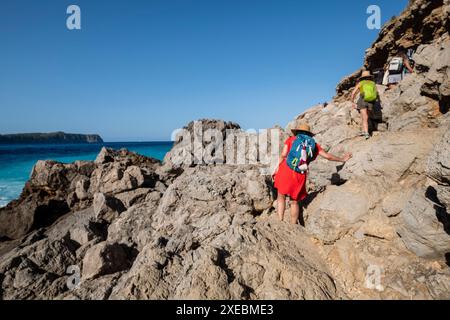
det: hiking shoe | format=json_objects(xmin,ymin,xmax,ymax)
[{"xmin": 363, "ymin": 133, "xmax": 370, "ymax": 140}]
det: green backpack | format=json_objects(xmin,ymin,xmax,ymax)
[{"xmin": 360, "ymin": 80, "xmax": 378, "ymax": 102}]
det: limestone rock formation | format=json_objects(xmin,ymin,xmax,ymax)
[{"xmin": 82, "ymin": 242, "xmax": 130, "ymax": 280}]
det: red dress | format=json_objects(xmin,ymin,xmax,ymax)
[{"xmin": 274, "ymin": 136, "xmax": 322, "ymax": 201}]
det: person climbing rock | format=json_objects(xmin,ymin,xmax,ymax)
[
  {"xmin": 351, "ymin": 70, "xmax": 379, "ymax": 140},
  {"xmin": 272, "ymin": 122, "xmax": 352, "ymax": 225},
  {"xmin": 385, "ymin": 50, "xmax": 415, "ymax": 89}
]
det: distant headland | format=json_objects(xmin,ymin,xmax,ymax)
[{"xmin": 0, "ymin": 132, "xmax": 104, "ymax": 144}]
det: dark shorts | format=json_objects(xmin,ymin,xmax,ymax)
[
  {"xmin": 388, "ymin": 73, "xmax": 403, "ymax": 84},
  {"xmin": 357, "ymin": 96, "xmax": 374, "ymax": 111}
]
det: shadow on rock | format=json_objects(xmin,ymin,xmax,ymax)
[
  {"xmin": 214, "ymin": 248, "xmax": 235, "ymax": 284},
  {"xmin": 31, "ymin": 200, "xmax": 70, "ymax": 231}
]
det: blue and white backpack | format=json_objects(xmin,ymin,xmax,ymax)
[{"xmin": 286, "ymin": 134, "xmax": 317, "ymax": 174}]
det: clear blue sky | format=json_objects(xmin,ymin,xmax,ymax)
[{"xmin": 0, "ymin": 0, "xmax": 408, "ymax": 141}]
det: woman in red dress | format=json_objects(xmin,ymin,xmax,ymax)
[{"xmin": 273, "ymin": 122, "xmax": 352, "ymax": 224}]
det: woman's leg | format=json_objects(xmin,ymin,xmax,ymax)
[
  {"xmin": 290, "ymin": 200, "xmax": 300, "ymax": 225},
  {"xmin": 277, "ymin": 193, "xmax": 286, "ymax": 221},
  {"xmin": 360, "ymin": 108, "xmax": 369, "ymax": 134}
]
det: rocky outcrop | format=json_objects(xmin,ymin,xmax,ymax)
[
  {"xmin": 0, "ymin": 0, "xmax": 449, "ymax": 300},
  {"xmin": 0, "ymin": 148, "xmax": 160, "ymax": 240},
  {"xmin": 0, "ymin": 149, "xmax": 342, "ymax": 300},
  {"xmin": 336, "ymin": 0, "xmax": 450, "ymax": 99},
  {"xmin": 82, "ymin": 242, "xmax": 131, "ymax": 280},
  {"xmin": 161, "ymin": 119, "xmax": 241, "ymax": 170},
  {"xmin": 427, "ymin": 129, "xmax": 450, "ymax": 208}
]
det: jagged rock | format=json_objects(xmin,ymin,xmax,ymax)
[
  {"xmin": 90, "ymin": 164, "xmax": 158, "ymax": 195},
  {"xmin": 336, "ymin": 0, "xmax": 449, "ymax": 95},
  {"xmin": 385, "ymin": 75, "xmax": 439, "ymax": 131},
  {"xmin": 95, "ymin": 148, "xmax": 115, "ymax": 164},
  {"xmin": 75, "ymin": 238, "xmax": 103, "ymax": 261},
  {"xmin": 322, "ymin": 236, "xmax": 450, "ymax": 299},
  {"xmin": 287, "ymin": 102, "xmax": 358, "ymax": 151},
  {"xmin": 114, "ymin": 188, "xmax": 153, "ymax": 208},
  {"xmin": 0, "ymin": 236, "xmax": 77, "ymax": 294},
  {"xmin": 154, "ymin": 181, "xmax": 167, "ymax": 194},
  {"xmin": 90, "ymin": 148, "xmax": 161, "ymax": 195},
  {"xmin": 70, "ymin": 227, "xmax": 95, "ymax": 246},
  {"xmin": 356, "ymin": 214, "xmax": 397, "ymax": 241},
  {"xmin": 0, "ymin": 255, "xmax": 64, "ymax": 300},
  {"xmin": 108, "ymin": 245, "xmax": 170, "ymax": 299},
  {"xmin": 107, "ymin": 197, "xmax": 160, "ymax": 249},
  {"xmin": 305, "ymin": 183, "xmax": 371, "ymax": 244},
  {"xmin": 105, "ymin": 162, "xmax": 342, "ymax": 300},
  {"xmin": 109, "ymin": 219, "xmax": 341, "ymax": 300},
  {"xmin": 418, "ymin": 33, "xmax": 450, "ymax": 102},
  {"xmin": 0, "ymin": 158, "xmax": 97, "ymax": 239},
  {"xmin": 82, "ymin": 242, "xmax": 130, "ymax": 280},
  {"xmin": 427, "ymin": 128, "xmax": 450, "ymax": 183},
  {"xmin": 75, "ymin": 177, "xmax": 90, "ymax": 201},
  {"xmin": 0, "ymin": 145, "xmax": 161, "ymax": 238},
  {"xmin": 59, "ymin": 274, "xmax": 122, "ymax": 300},
  {"xmin": 43, "ymin": 207, "xmax": 101, "ymax": 244},
  {"xmin": 93, "ymin": 193, "xmax": 126, "ymax": 224},
  {"xmin": 0, "ymin": 193, "xmax": 71, "ymax": 240},
  {"xmin": 382, "ymin": 190, "xmax": 414, "ymax": 217},
  {"xmin": 339, "ymin": 130, "xmax": 437, "ymax": 185},
  {"xmin": 427, "ymin": 128, "xmax": 450, "ymax": 210},
  {"xmin": 74, "ymin": 161, "xmax": 96, "ymax": 177},
  {"xmin": 153, "ymin": 165, "xmax": 273, "ymax": 232},
  {"xmin": 161, "ymin": 119, "xmax": 241, "ymax": 173},
  {"xmin": 0, "ymin": 160, "xmax": 79, "ymax": 238},
  {"xmin": 29, "ymin": 160, "xmax": 76, "ymax": 189}
]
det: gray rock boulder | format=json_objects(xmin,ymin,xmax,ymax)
[
  {"xmin": 427, "ymin": 128, "xmax": 450, "ymax": 185},
  {"xmin": 107, "ymin": 194, "xmax": 160, "ymax": 250},
  {"xmin": 336, "ymin": 0, "xmax": 449, "ymax": 94},
  {"xmin": 95, "ymin": 148, "xmax": 115, "ymax": 164},
  {"xmin": 114, "ymin": 188, "xmax": 153, "ymax": 208},
  {"xmin": 75, "ymin": 177, "xmax": 90, "ymax": 201},
  {"xmin": 427, "ymin": 134, "xmax": 450, "ymax": 209}
]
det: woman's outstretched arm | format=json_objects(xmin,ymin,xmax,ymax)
[{"xmin": 319, "ymin": 149, "xmax": 352, "ymax": 163}]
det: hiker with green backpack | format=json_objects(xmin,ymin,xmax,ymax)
[{"xmin": 350, "ymin": 70, "xmax": 379, "ymax": 140}]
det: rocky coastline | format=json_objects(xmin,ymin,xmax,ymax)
[{"xmin": 0, "ymin": 0, "xmax": 449, "ymax": 300}]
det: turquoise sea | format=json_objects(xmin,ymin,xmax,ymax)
[{"xmin": 0, "ymin": 142, "xmax": 173, "ymax": 208}]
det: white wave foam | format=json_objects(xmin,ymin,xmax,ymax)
[{"xmin": 0, "ymin": 180, "xmax": 24, "ymax": 208}]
